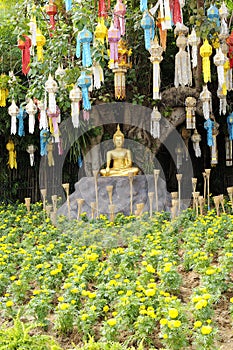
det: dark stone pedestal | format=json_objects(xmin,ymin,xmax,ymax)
[{"xmin": 57, "ymin": 175, "xmax": 170, "ymax": 219}]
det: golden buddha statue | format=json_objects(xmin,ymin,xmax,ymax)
[{"xmin": 100, "ymin": 124, "xmax": 139, "ymax": 177}]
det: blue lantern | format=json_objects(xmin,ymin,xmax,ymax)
[
  {"xmin": 76, "ymin": 27, "xmax": 92, "ymax": 67},
  {"xmin": 140, "ymin": 0, "xmax": 147, "ymax": 12},
  {"xmin": 77, "ymin": 71, "xmax": 92, "ymax": 111},
  {"xmin": 227, "ymin": 112, "xmax": 233, "ymax": 140},
  {"xmin": 65, "ymin": 0, "xmax": 72, "ymax": 11},
  {"xmin": 204, "ymin": 118, "xmax": 214, "ymax": 147},
  {"xmin": 141, "ymin": 10, "xmax": 155, "ymax": 51},
  {"xmin": 17, "ymin": 107, "xmax": 27, "ymax": 137},
  {"xmin": 207, "ymin": 4, "xmax": 220, "ymax": 27},
  {"xmin": 40, "ymin": 129, "xmax": 50, "ymax": 156}
]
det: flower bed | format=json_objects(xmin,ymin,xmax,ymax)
[{"xmin": 0, "ymin": 203, "xmax": 233, "ymax": 349}]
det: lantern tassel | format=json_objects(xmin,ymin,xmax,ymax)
[
  {"xmin": 71, "ymin": 101, "xmax": 80, "ymax": 128},
  {"xmin": 82, "ymin": 42, "xmax": 92, "ymax": 67}
]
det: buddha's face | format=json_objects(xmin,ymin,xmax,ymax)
[{"xmin": 114, "ymin": 135, "xmax": 124, "ymax": 148}]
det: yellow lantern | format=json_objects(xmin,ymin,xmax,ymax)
[
  {"xmin": 36, "ymin": 28, "xmax": 46, "ymax": 62},
  {"xmin": 112, "ymin": 39, "xmax": 132, "ymax": 100},
  {"xmin": 0, "ymin": 74, "xmax": 9, "ymax": 107},
  {"xmin": 6, "ymin": 140, "xmax": 17, "ymax": 169},
  {"xmin": 94, "ymin": 18, "xmax": 108, "ymax": 45},
  {"xmin": 200, "ymin": 39, "xmax": 212, "ymax": 83}
]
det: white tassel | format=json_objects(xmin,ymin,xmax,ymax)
[
  {"xmin": 200, "ymin": 85, "xmax": 212, "ymax": 120},
  {"xmin": 11, "ymin": 116, "xmax": 17, "ymax": 135},
  {"xmin": 153, "ymin": 62, "xmax": 160, "ymax": 100},
  {"xmin": 226, "ymin": 137, "xmax": 232, "ymax": 166},
  {"xmin": 93, "ymin": 64, "xmax": 104, "ymax": 89},
  {"xmin": 48, "ymin": 92, "xmax": 56, "ymax": 114},
  {"xmin": 29, "ymin": 17, "xmax": 37, "ymax": 47},
  {"xmin": 38, "ymin": 100, "xmax": 48, "ymax": 130},
  {"xmin": 194, "ymin": 143, "xmax": 201, "ymax": 157},
  {"xmin": 29, "ymin": 115, "xmax": 35, "ymax": 134},
  {"xmin": 71, "ymin": 102, "xmax": 80, "ymax": 128}
]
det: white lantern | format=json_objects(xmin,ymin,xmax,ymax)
[
  {"xmin": 45, "ymin": 74, "xmax": 58, "ymax": 114},
  {"xmin": 25, "ymin": 98, "xmax": 37, "ymax": 134},
  {"xmin": 191, "ymin": 129, "xmax": 201, "ymax": 157},
  {"xmin": 8, "ymin": 100, "xmax": 19, "ymax": 135},
  {"xmin": 151, "ymin": 106, "xmax": 161, "ymax": 138},
  {"xmin": 27, "ymin": 144, "xmax": 36, "ymax": 166},
  {"xmin": 200, "ymin": 84, "xmax": 212, "ymax": 120},
  {"xmin": 69, "ymin": 85, "xmax": 82, "ymax": 128}
]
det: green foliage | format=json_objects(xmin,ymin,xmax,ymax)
[{"xmin": 0, "ymin": 314, "xmax": 62, "ymax": 350}]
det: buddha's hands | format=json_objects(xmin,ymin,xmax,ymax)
[{"xmin": 106, "ymin": 166, "xmax": 110, "ymax": 174}]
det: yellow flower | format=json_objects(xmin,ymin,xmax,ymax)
[
  {"xmin": 173, "ymin": 320, "xmax": 181, "ymax": 328},
  {"xmin": 195, "ymin": 299, "xmax": 207, "ymax": 310},
  {"xmin": 201, "ymin": 325, "xmax": 212, "ymax": 335},
  {"xmin": 146, "ymin": 264, "xmax": 155, "ymax": 273},
  {"xmin": 58, "ymin": 296, "xmax": 64, "ymax": 302},
  {"xmin": 144, "ymin": 287, "xmax": 156, "ymax": 297},
  {"xmin": 88, "ymin": 292, "xmax": 96, "ymax": 299},
  {"xmin": 160, "ymin": 318, "xmax": 168, "ymax": 326},
  {"xmin": 230, "ymin": 297, "xmax": 233, "ymax": 303},
  {"xmin": 103, "ymin": 305, "xmax": 109, "ymax": 312},
  {"xmin": 163, "ymin": 333, "xmax": 168, "ymax": 339},
  {"xmin": 81, "ymin": 313, "xmax": 88, "ymax": 321},
  {"xmin": 205, "ymin": 268, "xmax": 216, "ymax": 275},
  {"xmin": 90, "ymin": 305, "xmax": 96, "ymax": 311},
  {"xmin": 6, "ymin": 300, "xmax": 14, "ymax": 307},
  {"xmin": 107, "ymin": 318, "xmax": 117, "ymax": 326},
  {"xmin": 168, "ymin": 308, "xmax": 179, "ymax": 319},
  {"xmin": 59, "ymin": 303, "xmax": 70, "ymax": 310},
  {"xmin": 112, "ymin": 311, "xmax": 118, "ymax": 316},
  {"xmin": 194, "ymin": 321, "xmax": 202, "ymax": 328},
  {"xmin": 126, "ymin": 290, "xmax": 133, "ymax": 296}
]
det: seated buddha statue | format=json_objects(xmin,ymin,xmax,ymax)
[{"xmin": 100, "ymin": 124, "xmax": 139, "ymax": 177}]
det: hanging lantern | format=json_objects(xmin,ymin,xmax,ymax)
[
  {"xmin": 25, "ymin": 98, "xmax": 37, "ymax": 134},
  {"xmin": 151, "ymin": 106, "xmax": 161, "ymax": 138},
  {"xmin": 47, "ymin": 105, "xmax": 60, "ymax": 142},
  {"xmin": 227, "ymin": 30, "xmax": 233, "ymax": 68},
  {"xmin": 224, "ymin": 56, "xmax": 232, "ymax": 91},
  {"xmin": 140, "ymin": 0, "xmax": 147, "ymax": 12},
  {"xmin": 40, "ymin": 129, "xmax": 50, "ymax": 156},
  {"xmin": 227, "ymin": 112, "xmax": 233, "ymax": 140},
  {"xmin": 112, "ymin": 39, "xmax": 132, "ymax": 100},
  {"xmin": 69, "ymin": 85, "xmax": 82, "ymax": 128},
  {"xmin": 217, "ymin": 87, "xmax": 227, "ymax": 115},
  {"xmin": 114, "ymin": 0, "xmax": 126, "ymax": 36},
  {"xmin": 191, "ymin": 129, "xmax": 201, "ymax": 158},
  {"xmin": 94, "ymin": 18, "xmax": 108, "ymax": 44},
  {"xmin": 219, "ymin": 2, "xmax": 229, "ymax": 40},
  {"xmin": 77, "ymin": 71, "xmax": 92, "ymax": 112},
  {"xmin": 185, "ymin": 96, "xmax": 196, "ymax": 129},
  {"xmin": 76, "ymin": 27, "xmax": 92, "ymax": 68},
  {"xmin": 108, "ymin": 22, "xmax": 121, "ymax": 69},
  {"xmin": 98, "ymin": 0, "xmax": 108, "ymax": 17},
  {"xmin": 47, "ymin": 141, "xmax": 55, "ymax": 167},
  {"xmin": 46, "ymin": 0, "xmax": 57, "ymax": 32},
  {"xmin": 17, "ymin": 107, "xmax": 27, "ymax": 137},
  {"xmin": 214, "ymin": 47, "xmax": 227, "ymax": 89},
  {"xmin": 38, "ymin": 100, "xmax": 48, "ymax": 130},
  {"xmin": 29, "ymin": 16, "xmax": 37, "ymax": 47},
  {"xmin": 36, "ymin": 28, "xmax": 46, "ymax": 62},
  {"xmin": 141, "ymin": 10, "xmax": 155, "ymax": 51},
  {"xmin": 225, "ymin": 136, "xmax": 232, "ymax": 166},
  {"xmin": 18, "ymin": 35, "xmax": 31, "ymax": 75},
  {"xmin": 211, "ymin": 120, "xmax": 219, "ymax": 166},
  {"xmin": 45, "ymin": 74, "xmax": 58, "ymax": 114},
  {"xmin": 200, "ymin": 84, "xmax": 212, "ymax": 120},
  {"xmin": 6, "ymin": 140, "xmax": 17, "ymax": 169},
  {"xmin": 204, "ymin": 118, "xmax": 214, "ymax": 147},
  {"xmin": 169, "ymin": 0, "xmax": 182, "ymax": 25},
  {"xmin": 93, "ymin": 62, "xmax": 104, "ymax": 89},
  {"xmin": 27, "ymin": 144, "xmax": 36, "ymax": 166},
  {"xmin": 188, "ymin": 28, "xmax": 200, "ymax": 69},
  {"xmin": 149, "ymin": 37, "xmax": 163, "ymax": 100},
  {"xmin": 156, "ymin": 12, "xmax": 167, "ymax": 51},
  {"xmin": 159, "ymin": 0, "xmax": 172, "ymax": 30},
  {"xmin": 175, "ymin": 144, "xmax": 183, "ymax": 169},
  {"xmin": 174, "ymin": 23, "xmax": 192, "ymax": 88},
  {"xmin": 65, "ymin": 0, "xmax": 72, "ymax": 11},
  {"xmin": 8, "ymin": 100, "xmax": 19, "ymax": 135},
  {"xmin": 200, "ymin": 39, "xmax": 213, "ymax": 83},
  {"xmin": 207, "ymin": 4, "xmax": 220, "ymax": 27}
]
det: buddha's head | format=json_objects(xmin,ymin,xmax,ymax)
[{"xmin": 113, "ymin": 124, "xmax": 124, "ymax": 147}]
